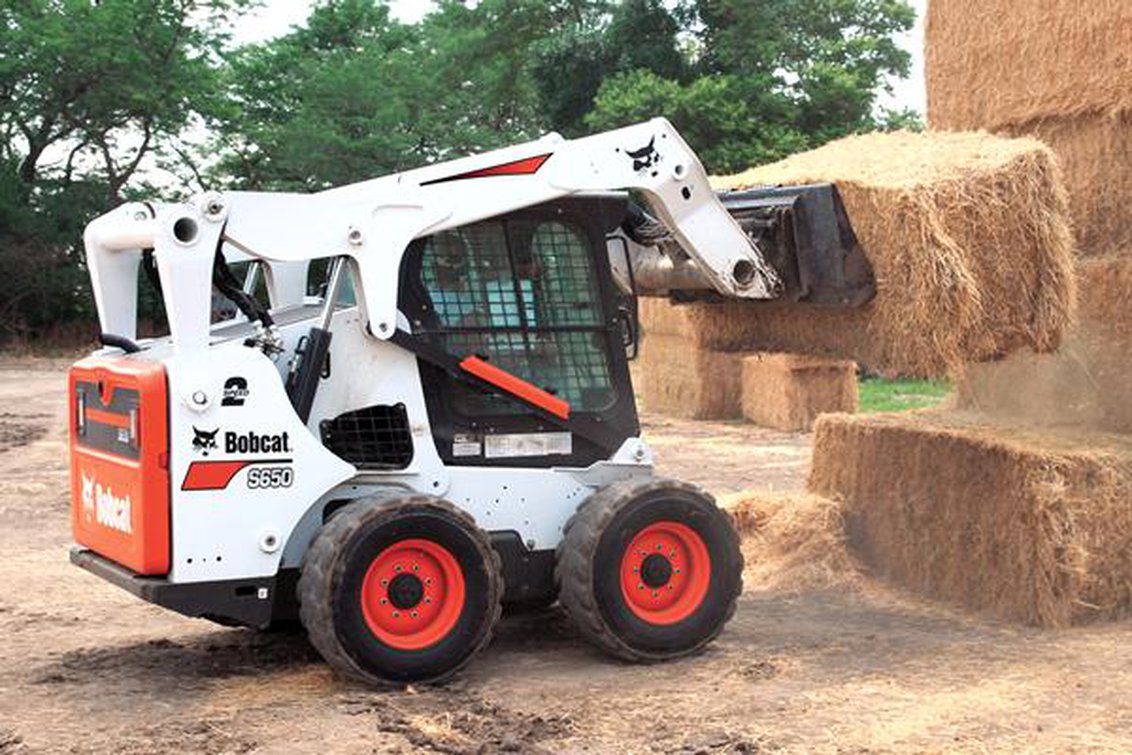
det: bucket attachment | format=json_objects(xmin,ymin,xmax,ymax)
[{"xmin": 719, "ymin": 183, "xmax": 875, "ymax": 307}]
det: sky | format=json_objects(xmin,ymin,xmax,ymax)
[{"xmin": 232, "ymin": 0, "xmax": 929, "ymax": 114}]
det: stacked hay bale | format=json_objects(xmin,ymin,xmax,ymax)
[
  {"xmin": 740, "ymin": 354, "xmax": 857, "ymax": 431},
  {"xmin": 926, "ymin": 0, "xmax": 1132, "ymax": 256},
  {"xmin": 790, "ymin": 1, "xmax": 1132, "ymax": 627},
  {"xmin": 637, "ymin": 129, "xmax": 1077, "ymax": 428},
  {"xmin": 635, "ymin": 327, "xmax": 746, "ymax": 419},
  {"xmin": 809, "ymin": 411, "xmax": 1132, "ymax": 627},
  {"xmin": 637, "ymin": 300, "xmax": 858, "ymax": 422},
  {"xmin": 928, "ymin": 0, "xmax": 1132, "ymax": 430}
]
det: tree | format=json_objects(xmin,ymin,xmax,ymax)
[
  {"xmin": 530, "ymin": 0, "xmax": 688, "ymax": 136},
  {"xmin": 0, "ymin": 0, "xmax": 239, "ymax": 341},
  {"xmin": 588, "ymin": 0, "xmax": 914, "ymax": 172}
]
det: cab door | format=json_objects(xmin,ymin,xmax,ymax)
[{"xmin": 399, "ymin": 196, "xmax": 639, "ymax": 467}]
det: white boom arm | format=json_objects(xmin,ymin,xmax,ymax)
[{"xmin": 84, "ymin": 118, "xmax": 781, "ymax": 353}]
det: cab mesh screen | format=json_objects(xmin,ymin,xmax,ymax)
[{"xmin": 420, "ymin": 219, "xmax": 614, "ymax": 415}]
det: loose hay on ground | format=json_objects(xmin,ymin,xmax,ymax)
[
  {"xmin": 637, "ymin": 333, "xmax": 746, "ymax": 419},
  {"xmin": 740, "ymin": 353, "xmax": 857, "ymax": 432},
  {"xmin": 809, "ymin": 411, "xmax": 1132, "ymax": 627},
  {"xmin": 722, "ymin": 491, "xmax": 860, "ymax": 593},
  {"xmin": 649, "ymin": 130, "xmax": 1075, "ymax": 377}
]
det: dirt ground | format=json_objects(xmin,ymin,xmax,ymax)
[{"xmin": 2, "ymin": 359, "xmax": 1131, "ymax": 754}]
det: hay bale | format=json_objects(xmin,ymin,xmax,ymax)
[
  {"xmin": 636, "ymin": 333, "xmax": 745, "ymax": 419},
  {"xmin": 740, "ymin": 353, "xmax": 857, "ymax": 432},
  {"xmin": 690, "ymin": 131, "xmax": 1077, "ymax": 377},
  {"xmin": 957, "ymin": 255, "xmax": 1132, "ymax": 432},
  {"xmin": 809, "ymin": 411, "xmax": 1132, "ymax": 627},
  {"xmin": 926, "ymin": 2, "xmax": 1132, "ymax": 255},
  {"xmin": 1000, "ymin": 113, "xmax": 1132, "ymax": 256},
  {"xmin": 722, "ymin": 491, "xmax": 860, "ymax": 592},
  {"xmin": 926, "ymin": 0, "xmax": 1132, "ymax": 132}
]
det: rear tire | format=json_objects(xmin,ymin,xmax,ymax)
[
  {"xmin": 556, "ymin": 478, "xmax": 742, "ymax": 662},
  {"xmin": 299, "ymin": 494, "xmax": 503, "ymax": 685}
]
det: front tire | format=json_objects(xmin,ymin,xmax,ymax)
[
  {"xmin": 556, "ymin": 478, "xmax": 743, "ymax": 662},
  {"xmin": 299, "ymin": 494, "xmax": 503, "ymax": 685}
]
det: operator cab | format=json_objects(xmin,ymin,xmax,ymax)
[{"xmin": 398, "ymin": 194, "xmax": 640, "ymax": 468}]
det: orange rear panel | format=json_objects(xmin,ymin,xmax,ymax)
[{"xmin": 69, "ymin": 356, "xmax": 170, "ymax": 575}]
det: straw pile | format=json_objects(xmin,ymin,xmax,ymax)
[
  {"xmin": 809, "ymin": 411, "xmax": 1132, "ymax": 627},
  {"xmin": 659, "ymin": 130, "xmax": 1075, "ymax": 378},
  {"xmin": 958, "ymin": 255, "xmax": 1132, "ymax": 432},
  {"xmin": 740, "ymin": 353, "xmax": 857, "ymax": 431},
  {"xmin": 926, "ymin": 0, "xmax": 1132, "ymax": 255},
  {"xmin": 636, "ymin": 333, "xmax": 745, "ymax": 419},
  {"xmin": 723, "ymin": 491, "xmax": 860, "ymax": 592}
]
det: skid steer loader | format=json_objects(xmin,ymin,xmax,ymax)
[{"xmin": 68, "ymin": 118, "xmax": 873, "ymax": 685}]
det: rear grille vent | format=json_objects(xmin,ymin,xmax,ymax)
[{"xmin": 320, "ymin": 404, "xmax": 413, "ymax": 469}]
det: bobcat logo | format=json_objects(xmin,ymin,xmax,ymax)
[
  {"xmin": 79, "ymin": 472, "xmax": 132, "ymax": 534},
  {"xmin": 81, "ymin": 473, "xmax": 96, "ymax": 523},
  {"xmin": 192, "ymin": 426, "xmax": 219, "ymax": 456},
  {"xmin": 626, "ymin": 136, "xmax": 660, "ymax": 173}
]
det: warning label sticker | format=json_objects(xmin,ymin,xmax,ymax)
[
  {"xmin": 452, "ymin": 433, "xmax": 482, "ymax": 457},
  {"xmin": 484, "ymin": 432, "xmax": 572, "ymax": 459}
]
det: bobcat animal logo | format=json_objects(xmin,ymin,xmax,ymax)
[
  {"xmin": 626, "ymin": 136, "xmax": 660, "ymax": 173},
  {"xmin": 192, "ymin": 426, "xmax": 219, "ymax": 456}
]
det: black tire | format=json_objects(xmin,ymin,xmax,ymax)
[
  {"xmin": 298, "ymin": 494, "xmax": 503, "ymax": 686},
  {"xmin": 556, "ymin": 477, "xmax": 743, "ymax": 662}
]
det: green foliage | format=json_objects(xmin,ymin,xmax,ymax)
[
  {"xmin": 530, "ymin": 0, "xmax": 688, "ymax": 136},
  {"xmin": 588, "ymin": 0, "xmax": 914, "ymax": 172},
  {"xmin": 880, "ymin": 107, "xmax": 925, "ymax": 132},
  {"xmin": 587, "ymin": 70, "xmax": 810, "ymax": 172},
  {"xmin": 0, "ymin": 0, "xmax": 239, "ymax": 341},
  {"xmin": 858, "ymin": 377, "xmax": 951, "ymax": 414}
]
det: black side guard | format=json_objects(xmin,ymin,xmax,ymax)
[{"xmin": 720, "ymin": 183, "xmax": 875, "ymax": 308}]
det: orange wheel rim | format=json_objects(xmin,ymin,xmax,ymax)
[
  {"xmin": 620, "ymin": 521, "xmax": 711, "ymax": 625},
  {"xmin": 361, "ymin": 539, "xmax": 465, "ymax": 650}
]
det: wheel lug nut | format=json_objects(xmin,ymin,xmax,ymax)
[
  {"xmin": 638, "ymin": 583, "xmax": 644, "ymax": 590},
  {"xmin": 380, "ymin": 598, "xmax": 387, "ymax": 605},
  {"xmin": 410, "ymin": 611, "xmax": 418, "ymax": 618},
  {"xmin": 392, "ymin": 611, "xmax": 400, "ymax": 618},
  {"xmin": 381, "ymin": 579, "xmax": 388, "ymax": 586},
  {"xmin": 425, "ymin": 597, "xmax": 432, "ymax": 603},
  {"xmin": 395, "ymin": 565, "xmax": 402, "ymax": 572},
  {"xmin": 413, "ymin": 564, "xmax": 420, "ymax": 571}
]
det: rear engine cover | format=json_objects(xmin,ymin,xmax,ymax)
[{"xmin": 70, "ymin": 356, "xmax": 170, "ymax": 574}]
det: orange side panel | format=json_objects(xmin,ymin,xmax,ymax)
[
  {"xmin": 459, "ymin": 355, "xmax": 571, "ymax": 420},
  {"xmin": 69, "ymin": 355, "xmax": 170, "ymax": 575}
]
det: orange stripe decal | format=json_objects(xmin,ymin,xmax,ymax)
[
  {"xmin": 181, "ymin": 460, "xmax": 252, "ymax": 491},
  {"xmin": 421, "ymin": 154, "xmax": 552, "ymax": 185},
  {"xmin": 459, "ymin": 356, "xmax": 570, "ymax": 420}
]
